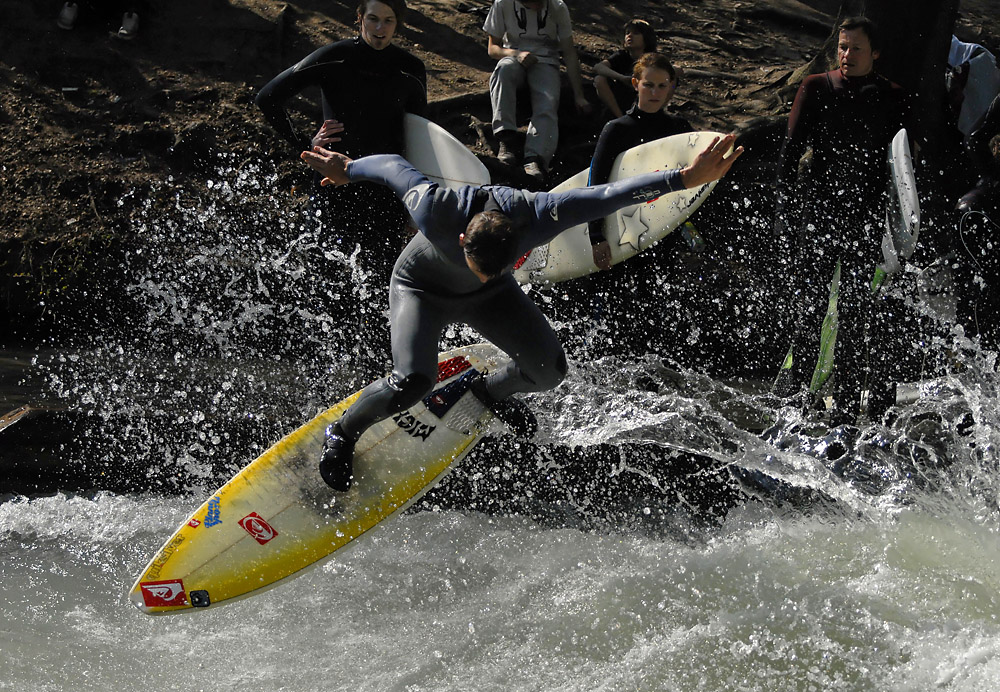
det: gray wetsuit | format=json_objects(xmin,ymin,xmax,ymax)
[{"xmin": 337, "ymin": 154, "xmax": 685, "ymax": 439}]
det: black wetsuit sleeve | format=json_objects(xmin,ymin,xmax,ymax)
[
  {"xmin": 402, "ymin": 58, "xmax": 429, "ymax": 117},
  {"xmin": 255, "ymin": 59, "xmax": 323, "ymax": 151},
  {"xmin": 587, "ymin": 120, "xmax": 631, "ymax": 243},
  {"xmin": 777, "ymin": 78, "xmax": 817, "ymax": 194},
  {"xmin": 775, "ymin": 76, "xmax": 821, "ymax": 245}
]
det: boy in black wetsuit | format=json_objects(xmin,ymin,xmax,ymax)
[
  {"xmin": 774, "ymin": 17, "xmax": 908, "ymax": 423},
  {"xmin": 300, "ymin": 136, "xmax": 743, "ymax": 491},
  {"xmin": 255, "ymin": 1, "xmax": 426, "ymax": 285},
  {"xmin": 592, "ymin": 19, "xmax": 659, "ymax": 120}
]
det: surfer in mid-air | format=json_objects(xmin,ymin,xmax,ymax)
[{"xmin": 300, "ymin": 137, "xmax": 743, "ymax": 491}]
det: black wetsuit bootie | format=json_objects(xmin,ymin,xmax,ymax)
[
  {"xmin": 469, "ymin": 372, "xmax": 538, "ymax": 439},
  {"xmin": 320, "ymin": 422, "xmax": 356, "ymax": 492}
]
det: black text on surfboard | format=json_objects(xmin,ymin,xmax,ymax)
[{"xmin": 393, "ymin": 411, "xmax": 436, "ymax": 441}]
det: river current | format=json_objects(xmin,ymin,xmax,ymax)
[{"xmin": 3, "ymin": 157, "xmax": 1000, "ymax": 691}]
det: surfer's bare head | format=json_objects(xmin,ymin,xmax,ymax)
[
  {"xmin": 837, "ymin": 17, "xmax": 881, "ymax": 78},
  {"xmin": 461, "ymin": 211, "xmax": 519, "ymax": 282},
  {"xmin": 632, "ymin": 53, "xmax": 677, "ymax": 113},
  {"xmin": 358, "ymin": 0, "xmax": 406, "ymax": 49}
]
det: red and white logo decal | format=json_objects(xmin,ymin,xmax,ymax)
[
  {"xmin": 239, "ymin": 512, "xmax": 278, "ymax": 545},
  {"xmin": 187, "ymin": 518, "xmax": 201, "ymax": 528},
  {"xmin": 140, "ymin": 579, "xmax": 188, "ymax": 607}
]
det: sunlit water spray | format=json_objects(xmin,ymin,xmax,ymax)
[{"xmin": 6, "ymin": 162, "xmax": 1000, "ymax": 689}]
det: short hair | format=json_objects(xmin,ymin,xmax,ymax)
[
  {"xmin": 358, "ymin": 0, "xmax": 407, "ymax": 29},
  {"xmin": 839, "ymin": 16, "xmax": 880, "ymax": 51},
  {"xmin": 464, "ymin": 211, "xmax": 519, "ymax": 278},
  {"xmin": 632, "ymin": 52, "xmax": 677, "ymax": 83},
  {"xmin": 624, "ymin": 19, "xmax": 658, "ymax": 54}
]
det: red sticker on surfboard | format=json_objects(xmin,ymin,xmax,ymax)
[
  {"xmin": 436, "ymin": 356, "xmax": 471, "ymax": 382},
  {"xmin": 239, "ymin": 512, "xmax": 278, "ymax": 545},
  {"xmin": 139, "ymin": 579, "xmax": 188, "ymax": 607}
]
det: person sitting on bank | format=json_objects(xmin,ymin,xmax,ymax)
[
  {"xmin": 483, "ymin": 0, "xmax": 590, "ymax": 183},
  {"xmin": 592, "ymin": 19, "xmax": 659, "ymax": 120},
  {"xmin": 300, "ymin": 135, "xmax": 743, "ymax": 492},
  {"xmin": 588, "ymin": 53, "xmax": 693, "ymax": 269}
]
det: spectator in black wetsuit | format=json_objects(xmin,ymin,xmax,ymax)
[
  {"xmin": 592, "ymin": 19, "xmax": 658, "ymax": 120},
  {"xmin": 588, "ymin": 53, "xmax": 692, "ymax": 269},
  {"xmin": 774, "ymin": 17, "xmax": 908, "ymax": 424},
  {"xmin": 255, "ymin": 0, "xmax": 427, "ymax": 286}
]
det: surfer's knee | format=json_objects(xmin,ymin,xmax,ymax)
[
  {"xmin": 525, "ymin": 350, "xmax": 567, "ymax": 391},
  {"xmin": 552, "ymin": 350, "xmax": 568, "ymax": 384},
  {"xmin": 385, "ymin": 371, "xmax": 433, "ymax": 412}
]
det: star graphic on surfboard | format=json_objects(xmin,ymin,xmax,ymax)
[{"xmin": 617, "ymin": 207, "xmax": 649, "ymax": 252}]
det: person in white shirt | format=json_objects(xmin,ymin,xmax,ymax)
[{"xmin": 483, "ymin": 0, "xmax": 590, "ymax": 182}]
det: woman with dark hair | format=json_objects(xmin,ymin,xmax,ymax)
[{"xmin": 593, "ymin": 19, "xmax": 659, "ymax": 119}]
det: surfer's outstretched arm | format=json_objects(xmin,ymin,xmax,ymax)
[
  {"xmin": 524, "ymin": 134, "xmax": 743, "ymax": 238},
  {"xmin": 300, "ymin": 149, "xmax": 431, "ymax": 196}
]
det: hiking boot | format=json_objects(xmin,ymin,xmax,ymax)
[
  {"xmin": 469, "ymin": 372, "xmax": 538, "ymax": 439},
  {"xmin": 319, "ymin": 423, "xmax": 355, "ymax": 491},
  {"xmin": 57, "ymin": 2, "xmax": 78, "ymax": 30},
  {"xmin": 497, "ymin": 139, "xmax": 517, "ymax": 166},
  {"xmin": 117, "ymin": 11, "xmax": 139, "ymax": 40},
  {"xmin": 523, "ymin": 159, "xmax": 546, "ymax": 183}
]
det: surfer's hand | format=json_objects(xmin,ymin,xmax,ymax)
[
  {"xmin": 300, "ymin": 146, "xmax": 353, "ymax": 186},
  {"xmin": 517, "ymin": 51, "xmax": 538, "ymax": 68},
  {"xmin": 680, "ymin": 134, "xmax": 744, "ymax": 188},
  {"xmin": 311, "ymin": 120, "xmax": 344, "ymax": 149},
  {"xmin": 592, "ymin": 240, "xmax": 612, "ymax": 270}
]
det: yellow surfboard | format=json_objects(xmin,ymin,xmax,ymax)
[{"xmin": 129, "ymin": 343, "xmax": 503, "ymax": 615}]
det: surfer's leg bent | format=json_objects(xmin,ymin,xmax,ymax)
[
  {"xmin": 466, "ymin": 279, "xmax": 567, "ymax": 400},
  {"xmin": 338, "ymin": 281, "xmax": 445, "ymax": 440},
  {"xmin": 321, "ymin": 282, "xmax": 445, "ymax": 491}
]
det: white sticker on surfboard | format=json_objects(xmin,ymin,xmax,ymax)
[
  {"xmin": 880, "ymin": 128, "xmax": 920, "ymax": 274},
  {"xmin": 404, "ymin": 113, "xmax": 490, "ymax": 189},
  {"xmin": 514, "ymin": 130, "xmax": 726, "ymax": 284}
]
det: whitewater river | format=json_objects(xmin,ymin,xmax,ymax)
[{"xmin": 4, "ymin": 159, "xmax": 1000, "ymax": 691}]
